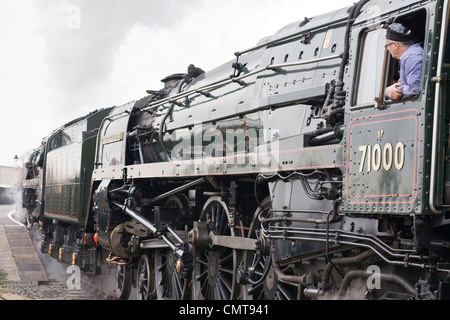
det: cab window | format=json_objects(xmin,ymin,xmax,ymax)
[
  {"xmin": 353, "ymin": 9, "xmax": 427, "ymax": 107},
  {"xmin": 384, "ymin": 11, "xmax": 426, "ymax": 102},
  {"xmin": 354, "ymin": 28, "xmax": 387, "ymax": 106}
]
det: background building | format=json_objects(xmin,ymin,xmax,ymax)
[{"xmin": 0, "ymin": 165, "xmax": 20, "ymax": 204}]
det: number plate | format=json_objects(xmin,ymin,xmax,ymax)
[{"xmin": 343, "ymin": 109, "xmax": 422, "ymax": 213}]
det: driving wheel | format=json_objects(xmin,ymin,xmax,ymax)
[
  {"xmin": 242, "ymin": 197, "xmax": 299, "ymax": 300},
  {"xmin": 192, "ymin": 197, "xmax": 242, "ymax": 300},
  {"xmin": 137, "ymin": 253, "xmax": 156, "ymax": 300}
]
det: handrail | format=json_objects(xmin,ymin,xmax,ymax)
[
  {"xmin": 141, "ymin": 54, "xmax": 342, "ymax": 113},
  {"xmin": 429, "ymin": 0, "xmax": 449, "ymax": 214},
  {"xmin": 235, "ymin": 17, "xmax": 348, "ymax": 57},
  {"xmin": 268, "ymin": 54, "xmax": 342, "ymax": 70}
]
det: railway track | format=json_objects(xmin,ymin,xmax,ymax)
[{"xmin": 76, "ymin": 277, "xmax": 117, "ymax": 300}]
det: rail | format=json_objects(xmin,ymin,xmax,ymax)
[
  {"xmin": 235, "ymin": 17, "xmax": 348, "ymax": 57},
  {"xmin": 429, "ymin": 0, "xmax": 450, "ymax": 214}
]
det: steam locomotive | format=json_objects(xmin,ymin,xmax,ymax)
[{"xmin": 20, "ymin": 0, "xmax": 450, "ymax": 300}]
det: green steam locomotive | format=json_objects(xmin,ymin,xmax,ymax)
[{"xmin": 21, "ymin": 0, "xmax": 450, "ymax": 300}]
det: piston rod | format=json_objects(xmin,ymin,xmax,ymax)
[{"xmin": 113, "ymin": 201, "xmax": 186, "ymax": 258}]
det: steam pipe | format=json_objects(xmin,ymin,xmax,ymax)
[
  {"xmin": 158, "ymin": 78, "xmax": 186, "ymax": 162},
  {"xmin": 267, "ymin": 227, "xmax": 422, "ymax": 259},
  {"xmin": 138, "ymin": 141, "xmax": 145, "ymax": 164},
  {"xmin": 270, "ymin": 240, "xmax": 303, "ymax": 284},
  {"xmin": 336, "ymin": 270, "xmax": 416, "ymax": 298},
  {"xmin": 265, "ymin": 225, "xmax": 431, "ymax": 269},
  {"xmin": 309, "ymin": 131, "xmax": 338, "ymax": 146},
  {"xmin": 322, "ymin": 250, "xmax": 376, "ymax": 284}
]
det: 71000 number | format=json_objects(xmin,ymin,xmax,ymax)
[{"xmin": 358, "ymin": 142, "xmax": 405, "ymax": 173}]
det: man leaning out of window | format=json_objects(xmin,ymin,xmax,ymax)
[{"xmin": 384, "ymin": 23, "xmax": 423, "ymax": 101}]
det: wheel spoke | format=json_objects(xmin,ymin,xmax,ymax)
[
  {"xmin": 218, "ymin": 251, "xmax": 233, "ymax": 265},
  {"xmin": 174, "ymin": 273, "xmax": 183, "ymax": 300},
  {"xmin": 277, "ymin": 284, "xmax": 294, "ymax": 300},
  {"xmin": 218, "ymin": 274, "xmax": 232, "ymax": 293},
  {"xmin": 136, "ymin": 254, "xmax": 155, "ymax": 300},
  {"xmin": 218, "ymin": 265, "xmax": 234, "ymax": 275},
  {"xmin": 242, "ymin": 197, "xmax": 299, "ymax": 301},
  {"xmin": 248, "ymin": 281, "xmax": 264, "ymax": 295},
  {"xmin": 193, "ymin": 197, "xmax": 240, "ymax": 300},
  {"xmin": 155, "ymin": 248, "xmax": 186, "ymax": 300},
  {"xmin": 115, "ymin": 262, "xmax": 132, "ymax": 300},
  {"xmin": 196, "ymin": 256, "xmax": 209, "ymax": 267}
]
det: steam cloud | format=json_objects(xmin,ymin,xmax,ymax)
[{"xmin": 32, "ymin": 0, "xmax": 200, "ymax": 122}]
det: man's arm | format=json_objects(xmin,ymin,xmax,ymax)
[{"xmin": 385, "ymin": 82, "xmax": 403, "ymax": 100}]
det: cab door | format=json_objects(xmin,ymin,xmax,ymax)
[{"xmin": 342, "ymin": 7, "xmax": 431, "ymax": 215}]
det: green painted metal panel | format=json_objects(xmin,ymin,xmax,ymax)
[
  {"xmin": 43, "ymin": 108, "xmax": 112, "ymax": 226},
  {"xmin": 343, "ymin": 107, "xmax": 423, "ymax": 214}
]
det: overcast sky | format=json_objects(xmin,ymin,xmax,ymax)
[{"xmin": 0, "ymin": 0, "xmax": 356, "ymax": 168}]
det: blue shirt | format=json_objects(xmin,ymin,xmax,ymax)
[{"xmin": 398, "ymin": 43, "xmax": 423, "ymax": 99}]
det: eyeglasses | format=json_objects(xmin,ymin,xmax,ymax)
[{"xmin": 385, "ymin": 42, "xmax": 395, "ymax": 49}]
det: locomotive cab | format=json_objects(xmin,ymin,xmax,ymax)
[
  {"xmin": 339, "ymin": 0, "xmax": 450, "ymax": 283},
  {"xmin": 344, "ymin": 4, "xmax": 436, "ymax": 216}
]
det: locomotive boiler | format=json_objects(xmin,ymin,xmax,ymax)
[{"xmin": 22, "ymin": 0, "xmax": 450, "ymax": 300}]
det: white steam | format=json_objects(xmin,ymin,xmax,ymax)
[{"xmin": 32, "ymin": 0, "xmax": 200, "ymax": 123}]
